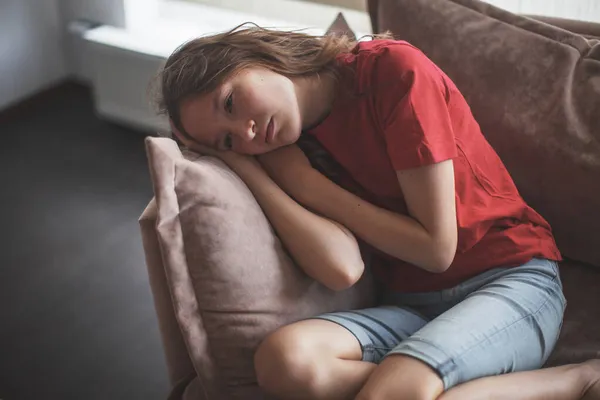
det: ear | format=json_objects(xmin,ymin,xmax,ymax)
[
  {"xmin": 169, "ymin": 118, "xmax": 184, "ymax": 141},
  {"xmin": 167, "ymin": 118, "xmax": 188, "ymax": 149},
  {"xmin": 169, "ymin": 118, "xmax": 180, "ymax": 137}
]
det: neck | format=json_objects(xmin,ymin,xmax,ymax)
[{"xmin": 295, "ymin": 72, "xmax": 338, "ymax": 131}]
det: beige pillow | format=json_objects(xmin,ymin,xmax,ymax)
[{"xmin": 145, "ymin": 137, "xmax": 375, "ymax": 400}]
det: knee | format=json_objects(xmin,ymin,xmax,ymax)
[
  {"xmin": 354, "ymin": 355, "xmax": 443, "ymax": 400},
  {"xmin": 355, "ymin": 386, "xmax": 439, "ymax": 400},
  {"xmin": 254, "ymin": 325, "xmax": 323, "ymax": 397}
]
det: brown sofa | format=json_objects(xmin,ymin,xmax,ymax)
[{"xmin": 140, "ymin": 1, "xmax": 600, "ymax": 398}]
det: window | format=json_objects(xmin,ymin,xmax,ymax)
[
  {"xmin": 300, "ymin": 0, "xmax": 365, "ymax": 11},
  {"xmin": 181, "ymin": 0, "xmax": 365, "ymax": 11},
  {"xmin": 168, "ymin": 0, "xmax": 372, "ymax": 35}
]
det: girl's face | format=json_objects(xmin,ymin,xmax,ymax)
[{"xmin": 178, "ymin": 67, "xmax": 304, "ymax": 155}]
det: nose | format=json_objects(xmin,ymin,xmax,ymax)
[{"xmin": 233, "ymin": 119, "xmax": 256, "ymax": 142}]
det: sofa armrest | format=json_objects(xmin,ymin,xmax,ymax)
[{"xmin": 139, "ymin": 199, "xmax": 196, "ymax": 387}]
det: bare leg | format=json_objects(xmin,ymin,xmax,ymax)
[
  {"xmin": 355, "ymin": 354, "xmax": 445, "ymax": 400},
  {"xmin": 254, "ymin": 319, "xmax": 376, "ymax": 400},
  {"xmin": 356, "ymin": 355, "xmax": 600, "ymax": 400},
  {"xmin": 255, "ymin": 319, "xmax": 600, "ymax": 400},
  {"xmin": 583, "ymin": 363, "xmax": 600, "ymax": 400},
  {"xmin": 440, "ymin": 359, "xmax": 600, "ymax": 400}
]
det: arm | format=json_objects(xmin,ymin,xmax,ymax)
[
  {"xmin": 304, "ymin": 160, "xmax": 457, "ymax": 273},
  {"xmin": 170, "ymin": 124, "xmax": 364, "ymax": 290},
  {"xmin": 259, "ymin": 145, "xmax": 457, "ymax": 273},
  {"xmin": 229, "ymin": 155, "xmax": 365, "ymax": 291},
  {"xmin": 300, "ymin": 44, "xmax": 458, "ymax": 273}
]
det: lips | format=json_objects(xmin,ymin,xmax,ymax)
[{"xmin": 266, "ymin": 118, "xmax": 275, "ymax": 144}]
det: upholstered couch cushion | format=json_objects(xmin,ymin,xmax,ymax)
[
  {"xmin": 545, "ymin": 260, "xmax": 600, "ymax": 366},
  {"xmin": 368, "ymin": 0, "xmax": 600, "ymax": 368},
  {"xmin": 145, "ymin": 137, "xmax": 375, "ymax": 400},
  {"xmin": 371, "ymin": 0, "xmax": 600, "ymax": 267},
  {"xmin": 327, "ymin": 12, "xmax": 357, "ymax": 40}
]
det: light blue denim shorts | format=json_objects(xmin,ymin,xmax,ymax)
[{"xmin": 313, "ymin": 258, "xmax": 566, "ymax": 390}]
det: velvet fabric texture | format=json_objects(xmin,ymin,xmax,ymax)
[
  {"xmin": 368, "ymin": 0, "xmax": 600, "ymax": 369},
  {"xmin": 144, "ymin": 138, "xmax": 375, "ymax": 400},
  {"xmin": 545, "ymin": 260, "xmax": 600, "ymax": 366},
  {"xmin": 327, "ymin": 12, "xmax": 357, "ymax": 40},
  {"xmin": 140, "ymin": 200, "xmax": 195, "ymax": 387},
  {"xmin": 370, "ymin": 0, "xmax": 600, "ymax": 267}
]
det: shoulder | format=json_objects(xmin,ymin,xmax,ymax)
[
  {"xmin": 349, "ymin": 40, "xmax": 443, "ymax": 92},
  {"xmin": 344, "ymin": 40, "xmax": 449, "ymax": 126}
]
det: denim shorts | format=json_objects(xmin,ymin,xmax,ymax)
[{"xmin": 313, "ymin": 258, "xmax": 566, "ymax": 390}]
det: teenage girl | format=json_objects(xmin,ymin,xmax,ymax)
[{"xmin": 157, "ymin": 25, "xmax": 600, "ymax": 400}]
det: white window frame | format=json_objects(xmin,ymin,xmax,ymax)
[
  {"xmin": 122, "ymin": 0, "xmax": 371, "ymax": 35},
  {"xmin": 299, "ymin": 0, "xmax": 366, "ymax": 11},
  {"xmin": 182, "ymin": 0, "xmax": 367, "ymax": 12}
]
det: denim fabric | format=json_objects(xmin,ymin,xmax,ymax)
[{"xmin": 314, "ymin": 258, "xmax": 566, "ymax": 389}]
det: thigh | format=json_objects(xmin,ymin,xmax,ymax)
[
  {"xmin": 257, "ymin": 318, "xmax": 365, "ymax": 363},
  {"xmin": 313, "ymin": 305, "xmax": 430, "ymax": 363},
  {"xmin": 388, "ymin": 259, "xmax": 567, "ymax": 390}
]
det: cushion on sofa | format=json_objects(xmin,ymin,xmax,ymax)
[
  {"xmin": 145, "ymin": 137, "xmax": 375, "ymax": 400},
  {"xmin": 369, "ymin": 0, "xmax": 600, "ymax": 368},
  {"xmin": 545, "ymin": 259, "xmax": 600, "ymax": 366},
  {"xmin": 371, "ymin": 0, "xmax": 600, "ymax": 267},
  {"xmin": 327, "ymin": 12, "xmax": 357, "ymax": 40}
]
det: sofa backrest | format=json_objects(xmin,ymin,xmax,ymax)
[{"xmin": 367, "ymin": 0, "xmax": 600, "ymax": 267}]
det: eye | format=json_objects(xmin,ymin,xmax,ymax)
[
  {"xmin": 225, "ymin": 93, "xmax": 233, "ymax": 113},
  {"xmin": 223, "ymin": 133, "xmax": 233, "ymax": 150}
]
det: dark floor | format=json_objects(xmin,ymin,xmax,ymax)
[{"xmin": 0, "ymin": 83, "xmax": 170, "ymax": 400}]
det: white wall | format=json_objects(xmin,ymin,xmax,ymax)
[
  {"xmin": 0, "ymin": 0, "xmax": 127, "ymax": 111},
  {"xmin": 59, "ymin": 0, "xmax": 127, "ymax": 82},
  {"xmin": 0, "ymin": 0, "xmax": 67, "ymax": 110},
  {"xmin": 59, "ymin": 0, "xmax": 126, "ymax": 27}
]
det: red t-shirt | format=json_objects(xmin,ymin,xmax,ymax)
[{"xmin": 305, "ymin": 40, "xmax": 561, "ymax": 293}]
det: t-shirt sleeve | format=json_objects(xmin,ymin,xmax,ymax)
[{"xmin": 373, "ymin": 43, "xmax": 458, "ymax": 171}]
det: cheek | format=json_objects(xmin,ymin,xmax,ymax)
[
  {"xmin": 242, "ymin": 78, "xmax": 275, "ymax": 110},
  {"xmin": 255, "ymin": 76, "xmax": 295, "ymax": 109},
  {"xmin": 236, "ymin": 89, "xmax": 260, "ymax": 113}
]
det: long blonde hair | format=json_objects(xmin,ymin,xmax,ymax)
[{"xmin": 153, "ymin": 23, "xmax": 360, "ymax": 133}]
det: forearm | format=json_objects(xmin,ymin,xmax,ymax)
[
  {"xmin": 298, "ymin": 170, "xmax": 452, "ymax": 273},
  {"xmin": 232, "ymin": 160, "xmax": 365, "ymax": 290}
]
